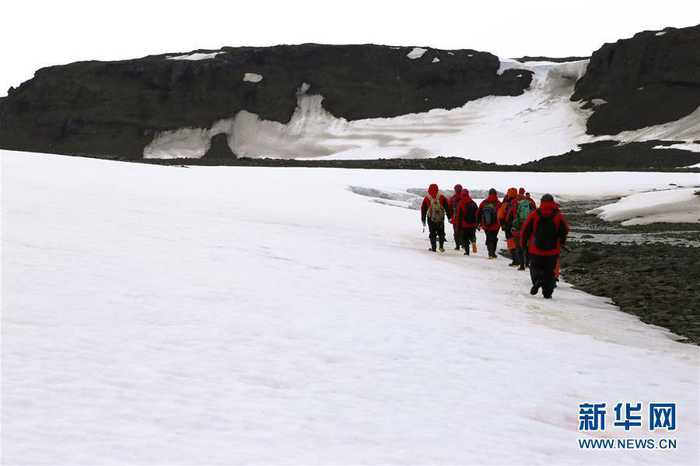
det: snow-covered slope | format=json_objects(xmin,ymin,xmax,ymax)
[
  {"xmin": 590, "ymin": 188, "xmax": 700, "ymax": 225},
  {"xmin": 142, "ymin": 58, "xmax": 700, "ymax": 164},
  {"xmin": 2, "ymin": 150, "xmax": 698, "ymax": 464},
  {"xmin": 145, "ymin": 60, "xmax": 592, "ymax": 163}
]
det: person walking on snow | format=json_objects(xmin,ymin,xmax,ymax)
[
  {"xmin": 520, "ymin": 194, "xmax": 569, "ymax": 299},
  {"xmin": 477, "ymin": 188, "xmax": 502, "ymax": 259},
  {"xmin": 421, "ymin": 184, "xmax": 452, "ymax": 252},
  {"xmin": 499, "ymin": 187, "xmax": 519, "ymax": 266},
  {"xmin": 449, "ymin": 184, "xmax": 464, "ymax": 250},
  {"xmin": 509, "ymin": 187, "xmax": 534, "ymax": 271},
  {"xmin": 456, "ymin": 189, "xmax": 479, "ymax": 255}
]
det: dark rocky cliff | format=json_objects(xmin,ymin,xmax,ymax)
[
  {"xmin": 0, "ymin": 44, "xmax": 531, "ymax": 159},
  {"xmin": 572, "ymin": 24, "xmax": 700, "ymax": 135}
]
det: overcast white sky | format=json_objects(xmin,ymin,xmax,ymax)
[{"xmin": 1, "ymin": 0, "xmax": 698, "ymax": 95}]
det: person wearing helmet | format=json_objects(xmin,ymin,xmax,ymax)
[
  {"xmin": 421, "ymin": 184, "xmax": 452, "ymax": 252},
  {"xmin": 449, "ymin": 184, "xmax": 464, "ymax": 250},
  {"xmin": 520, "ymin": 194, "xmax": 569, "ymax": 298},
  {"xmin": 476, "ymin": 188, "xmax": 502, "ymax": 259},
  {"xmin": 455, "ymin": 189, "xmax": 479, "ymax": 255}
]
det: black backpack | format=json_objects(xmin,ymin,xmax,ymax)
[
  {"xmin": 481, "ymin": 202, "xmax": 497, "ymax": 226},
  {"xmin": 463, "ymin": 202, "xmax": 477, "ymax": 224},
  {"xmin": 534, "ymin": 212, "xmax": 558, "ymax": 250}
]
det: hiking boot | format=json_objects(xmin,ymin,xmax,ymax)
[
  {"xmin": 543, "ymin": 293, "xmax": 552, "ymax": 299},
  {"xmin": 454, "ymin": 246, "xmax": 460, "ymax": 251},
  {"xmin": 509, "ymin": 262, "xmax": 519, "ymax": 267},
  {"xmin": 438, "ymin": 246, "xmax": 445, "ymax": 253},
  {"xmin": 488, "ymin": 256, "xmax": 496, "ymax": 260},
  {"xmin": 430, "ymin": 247, "xmax": 437, "ymax": 252},
  {"xmin": 518, "ymin": 265, "xmax": 525, "ymax": 271},
  {"xmin": 530, "ymin": 285, "xmax": 539, "ymax": 295},
  {"xmin": 464, "ymin": 250, "xmax": 469, "ymax": 256}
]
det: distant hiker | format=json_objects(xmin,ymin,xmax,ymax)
[
  {"xmin": 450, "ymin": 184, "xmax": 464, "ymax": 250},
  {"xmin": 477, "ymin": 188, "xmax": 502, "ymax": 259},
  {"xmin": 499, "ymin": 187, "xmax": 519, "ymax": 265},
  {"xmin": 456, "ymin": 189, "xmax": 479, "ymax": 255},
  {"xmin": 509, "ymin": 187, "xmax": 535, "ymax": 271},
  {"xmin": 520, "ymin": 194, "xmax": 569, "ymax": 299},
  {"xmin": 421, "ymin": 184, "xmax": 452, "ymax": 252}
]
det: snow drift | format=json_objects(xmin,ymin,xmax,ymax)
[{"xmin": 590, "ymin": 188, "xmax": 700, "ymax": 225}]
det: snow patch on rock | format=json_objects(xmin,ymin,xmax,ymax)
[
  {"xmin": 243, "ymin": 73, "xmax": 263, "ymax": 83},
  {"xmin": 653, "ymin": 142, "xmax": 700, "ymax": 153},
  {"xmin": 432, "ymin": 57, "xmax": 440, "ymax": 63},
  {"xmin": 406, "ymin": 47, "xmax": 427, "ymax": 59},
  {"xmin": 167, "ymin": 51, "xmax": 223, "ymax": 61}
]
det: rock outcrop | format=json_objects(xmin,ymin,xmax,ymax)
[
  {"xmin": 572, "ymin": 24, "xmax": 700, "ymax": 135},
  {"xmin": 0, "ymin": 44, "xmax": 531, "ymax": 159}
]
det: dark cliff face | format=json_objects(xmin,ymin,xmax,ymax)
[
  {"xmin": 0, "ymin": 44, "xmax": 532, "ymax": 159},
  {"xmin": 572, "ymin": 24, "xmax": 700, "ymax": 135}
]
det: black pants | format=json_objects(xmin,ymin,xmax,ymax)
[
  {"xmin": 453, "ymin": 224, "xmax": 461, "ymax": 248},
  {"xmin": 427, "ymin": 219, "xmax": 446, "ymax": 250},
  {"xmin": 516, "ymin": 240, "xmax": 528, "ymax": 267},
  {"xmin": 461, "ymin": 227, "xmax": 476, "ymax": 252},
  {"xmin": 485, "ymin": 230, "xmax": 498, "ymax": 257},
  {"xmin": 529, "ymin": 254, "xmax": 559, "ymax": 297}
]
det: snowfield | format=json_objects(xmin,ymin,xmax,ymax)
[
  {"xmin": 2, "ymin": 150, "xmax": 698, "ymax": 465},
  {"xmin": 590, "ymin": 188, "xmax": 700, "ymax": 225}
]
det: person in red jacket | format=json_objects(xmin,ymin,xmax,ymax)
[
  {"xmin": 421, "ymin": 183, "xmax": 452, "ymax": 252},
  {"xmin": 500, "ymin": 187, "xmax": 519, "ymax": 265},
  {"xmin": 508, "ymin": 187, "xmax": 535, "ymax": 271},
  {"xmin": 476, "ymin": 188, "xmax": 502, "ymax": 259},
  {"xmin": 456, "ymin": 189, "xmax": 479, "ymax": 255},
  {"xmin": 520, "ymin": 193, "xmax": 569, "ymax": 298},
  {"xmin": 449, "ymin": 184, "xmax": 464, "ymax": 250}
]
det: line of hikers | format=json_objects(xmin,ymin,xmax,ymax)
[{"xmin": 420, "ymin": 183, "xmax": 569, "ymax": 299}]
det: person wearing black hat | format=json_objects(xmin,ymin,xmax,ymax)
[{"xmin": 520, "ymin": 194, "xmax": 569, "ymax": 298}]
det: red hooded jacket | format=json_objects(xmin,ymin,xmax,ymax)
[
  {"xmin": 456, "ymin": 190, "xmax": 479, "ymax": 228},
  {"xmin": 421, "ymin": 184, "xmax": 452, "ymax": 223},
  {"xmin": 449, "ymin": 184, "xmax": 463, "ymax": 225},
  {"xmin": 520, "ymin": 201, "xmax": 569, "ymax": 256},
  {"xmin": 476, "ymin": 194, "xmax": 502, "ymax": 232}
]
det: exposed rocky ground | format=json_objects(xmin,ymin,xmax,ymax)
[
  {"xmin": 557, "ymin": 199, "xmax": 700, "ymax": 344},
  {"xmin": 139, "ymin": 139, "xmax": 700, "ymax": 171}
]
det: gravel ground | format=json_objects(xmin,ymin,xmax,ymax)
[{"xmin": 557, "ymin": 199, "xmax": 700, "ymax": 344}]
